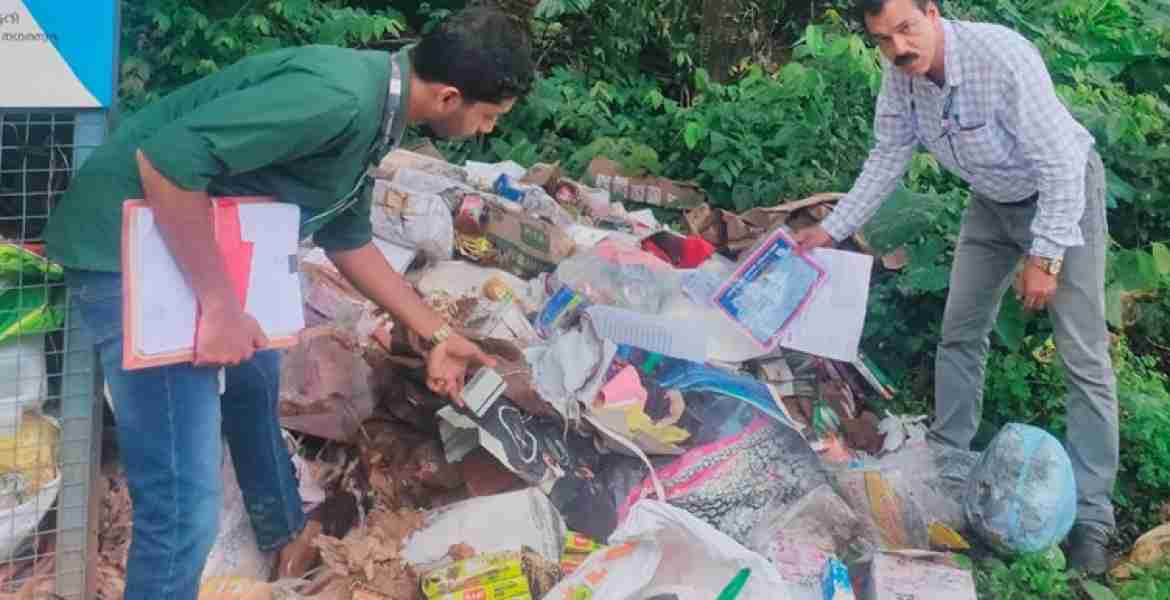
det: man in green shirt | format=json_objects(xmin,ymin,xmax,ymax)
[{"xmin": 45, "ymin": 9, "xmax": 531, "ymax": 599}]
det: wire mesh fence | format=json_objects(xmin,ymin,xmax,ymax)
[{"xmin": 0, "ymin": 110, "xmax": 104, "ymax": 599}]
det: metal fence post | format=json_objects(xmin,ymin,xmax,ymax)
[{"xmin": 53, "ymin": 109, "xmax": 108, "ymax": 599}]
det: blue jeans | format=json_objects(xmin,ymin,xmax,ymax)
[{"xmin": 67, "ymin": 269, "xmax": 305, "ymax": 600}]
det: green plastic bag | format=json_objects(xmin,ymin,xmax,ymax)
[{"xmin": 0, "ymin": 244, "xmax": 65, "ymax": 343}]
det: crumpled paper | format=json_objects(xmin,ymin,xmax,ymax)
[{"xmin": 523, "ymin": 327, "xmax": 616, "ymax": 420}]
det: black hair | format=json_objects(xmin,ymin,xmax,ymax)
[
  {"xmin": 856, "ymin": 0, "xmax": 938, "ymax": 22},
  {"xmin": 411, "ymin": 7, "xmax": 534, "ymax": 105}
]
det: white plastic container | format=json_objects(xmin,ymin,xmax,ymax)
[{"xmin": 0, "ymin": 335, "xmax": 46, "ymax": 438}]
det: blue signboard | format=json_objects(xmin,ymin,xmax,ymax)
[{"xmin": 0, "ymin": 0, "xmax": 118, "ymax": 108}]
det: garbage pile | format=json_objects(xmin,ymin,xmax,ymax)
[{"xmin": 83, "ymin": 147, "xmax": 1086, "ymax": 600}]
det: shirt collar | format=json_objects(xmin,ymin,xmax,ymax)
[{"xmin": 939, "ymin": 18, "xmax": 964, "ymax": 88}]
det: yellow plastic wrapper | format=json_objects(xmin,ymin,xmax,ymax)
[
  {"xmin": 422, "ymin": 550, "xmax": 529, "ymax": 598},
  {"xmin": 928, "ymin": 522, "xmax": 971, "ymax": 551},
  {"xmin": 433, "ymin": 576, "xmax": 532, "ymax": 600},
  {"xmin": 0, "ymin": 411, "xmax": 58, "ymax": 494},
  {"xmin": 563, "ymin": 531, "xmax": 604, "ymax": 555},
  {"xmin": 865, "ymin": 471, "xmax": 913, "ymax": 550}
]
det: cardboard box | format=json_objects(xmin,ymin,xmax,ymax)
[
  {"xmin": 482, "ymin": 201, "xmax": 576, "ymax": 278},
  {"xmin": 586, "ymin": 157, "xmax": 705, "ymax": 210},
  {"xmin": 858, "ymin": 551, "xmax": 976, "ymax": 600}
]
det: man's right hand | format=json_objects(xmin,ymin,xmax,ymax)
[
  {"xmin": 792, "ymin": 225, "xmax": 835, "ymax": 252},
  {"xmin": 193, "ymin": 301, "xmax": 269, "ymax": 367}
]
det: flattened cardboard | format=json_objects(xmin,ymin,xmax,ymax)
[{"xmin": 586, "ymin": 157, "xmax": 705, "ymax": 210}]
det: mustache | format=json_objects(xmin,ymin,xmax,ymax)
[{"xmin": 894, "ymin": 53, "xmax": 919, "ymax": 67}]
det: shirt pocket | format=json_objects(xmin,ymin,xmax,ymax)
[{"xmin": 954, "ymin": 121, "xmax": 1012, "ymax": 170}]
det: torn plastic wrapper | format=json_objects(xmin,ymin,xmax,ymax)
[
  {"xmin": 861, "ymin": 442, "xmax": 980, "ymax": 532},
  {"xmin": 520, "ymin": 187, "xmax": 577, "ymax": 228},
  {"xmin": 651, "ymin": 356, "xmax": 801, "ymax": 432},
  {"xmin": 552, "ymin": 239, "xmax": 679, "ymax": 315},
  {"xmin": 587, "ymin": 365, "xmax": 690, "ymax": 457},
  {"xmin": 834, "ymin": 468, "xmax": 930, "ymax": 552},
  {"xmin": 747, "ymin": 484, "xmax": 870, "ymax": 565}
]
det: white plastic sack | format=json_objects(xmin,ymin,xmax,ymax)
[
  {"xmin": 402, "ymin": 488, "xmax": 565, "ymax": 574},
  {"xmin": 202, "ymin": 444, "xmax": 272, "ymax": 583},
  {"xmin": 0, "ymin": 334, "xmax": 47, "ymax": 437},
  {"xmin": 546, "ymin": 500, "xmax": 796, "ymax": 600},
  {"xmin": 0, "ymin": 473, "xmax": 59, "ymax": 560},
  {"xmin": 370, "ymin": 179, "xmax": 454, "ymax": 266}
]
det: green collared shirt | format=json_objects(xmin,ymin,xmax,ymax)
[{"xmin": 45, "ymin": 44, "xmax": 412, "ymax": 272}]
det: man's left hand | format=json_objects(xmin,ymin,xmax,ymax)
[
  {"xmin": 426, "ymin": 333, "xmax": 498, "ymax": 404},
  {"xmin": 1016, "ymin": 261, "xmax": 1059, "ymax": 312}
]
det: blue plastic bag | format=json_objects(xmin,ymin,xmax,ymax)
[{"xmin": 963, "ymin": 423, "xmax": 1077, "ymax": 554}]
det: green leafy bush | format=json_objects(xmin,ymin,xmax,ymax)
[
  {"xmin": 120, "ymin": 0, "xmax": 406, "ymax": 113},
  {"xmin": 975, "ymin": 550, "xmax": 1074, "ymax": 600}
]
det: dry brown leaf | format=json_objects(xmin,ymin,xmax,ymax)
[{"xmin": 313, "ymin": 508, "xmax": 425, "ymax": 600}]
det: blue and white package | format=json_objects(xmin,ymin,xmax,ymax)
[
  {"xmin": 821, "ymin": 557, "xmax": 856, "ymax": 600},
  {"xmin": 712, "ymin": 228, "xmax": 826, "ymax": 351}
]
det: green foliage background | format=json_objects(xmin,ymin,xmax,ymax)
[{"xmin": 119, "ymin": 0, "xmax": 1170, "ymax": 595}]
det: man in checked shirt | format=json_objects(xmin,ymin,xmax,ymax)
[{"xmin": 795, "ymin": 0, "xmax": 1115, "ymax": 574}]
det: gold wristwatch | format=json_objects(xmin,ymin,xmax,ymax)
[
  {"xmin": 428, "ymin": 323, "xmax": 453, "ymax": 348},
  {"xmin": 1028, "ymin": 255, "xmax": 1063, "ymax": 277}
]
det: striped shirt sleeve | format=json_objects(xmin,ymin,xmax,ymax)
[
  {"xmin": 1000, "ymin": 41, "xmax": 1089, "ymax": 259},
  {"xmin": 820, "ymin": 65, "xmax": 918, "ymax": 241}
]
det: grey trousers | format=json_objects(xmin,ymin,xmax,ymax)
[{"xmin": 931, "ymin": 150, "xmax": 1118, "ymax": 533}]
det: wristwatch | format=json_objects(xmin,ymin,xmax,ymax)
[
  {"xmin": 1028, "ymin": 255, "xmax": 1063, "ymax": 277},
  {"xmin": 428, "ymin": 323, "xmax": 453, "ymax": 348}
]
